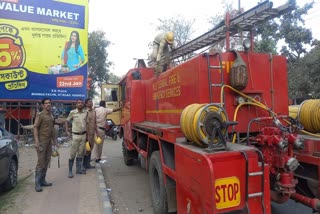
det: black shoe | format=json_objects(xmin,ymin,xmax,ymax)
[
  {"xmin": 41, "ymin": 180, "xmax": 53, "ymax": 187},
  {"xmin": 87, "ymin": 153, "xmax": 95, "ymax": 168},
  {"xmin": 35, "ymin": 169, "xmax": 43, "ymax": 192},
  {"xmin": 41, "ymin": 169, "xmax": 52, "ymax": 187},
  {"xmin": 76, "ymin": 157, "xmax": 86, "ymax": 174},
  {"xmin": 86, "ymin": 164, "xmax": 95, "ymax": 169},
  {"xmin": 68, "ymin": 159, "xmax": 74, "ymax": 178},
  {"xmin": 95, "ymin": 158, "xmax": 101, "ymax": 163}
]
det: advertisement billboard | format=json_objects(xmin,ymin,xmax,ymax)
[{"xmin": 0, "ymin": 0, "xmax": 88, "ymax": 101}]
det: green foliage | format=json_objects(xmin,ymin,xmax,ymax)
[
  {"xmin": 278, "ymin": 0, "xmax": 314, "ymax": 61},
  {"xmin": 253, "ymin": 20, "xmax": 279, "ymax": 54},
  {"xmin": 307, "ymin": 41, "xmax": 320, "ymax": 97},
  {"xmin": 288, "ymin": 40, "xmax": 320, "ymax": 99},
  {"xmin": 153, "ymin": 1, "xmax": 318, "ymax": 99},
  {"xmin": 87, "ymin": 30, "xmax": 112, "ymax": 98},
  {"xmin": 108, "ymin": 72, "xmax": 122, "ymax": 84},
  {"xmin": 253, "ymin": 0, "xmax": 314, "ymax": 58},
  {"xmin": 252, "ymin": 0, "xmax": 316, "ymax": 100},
  {"xmin": 279, "ymin": 0, "xmax": 315, "ymax": 100}
]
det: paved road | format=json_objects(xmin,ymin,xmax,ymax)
[
  {"xmin": 100, "ymin": 137, "xmax": 153, "ymax": 214},
  {"xmin": 271, "ymin": 200, "xmax": 312, "ymax": 214},
  {"xmin": 100, "ymin": 137, "xmax": 313, "ymax": 214}
]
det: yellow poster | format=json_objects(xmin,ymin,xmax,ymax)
[{"xmin": 0, "ymin": 0, "xmax": 88, "ymax": 101}]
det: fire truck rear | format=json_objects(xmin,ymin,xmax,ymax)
[{"xmin": 103, "ymin": 1, "xmax": 320, "ymax": 213}]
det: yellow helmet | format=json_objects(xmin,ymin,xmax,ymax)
[
  {"xmin": 51, "ymin": 150, "xmax": 59, "ymax": 157},
  {"xmin": 85, "ymin": 141, "xmax": 91, "ymax": 152},
  {"xmin": 165, "ymin": 32, "xmax": 174, "ymax": 44},
  {"xmin": 95, "ymin": 137, "xmax": 102, "ymax": 145}
]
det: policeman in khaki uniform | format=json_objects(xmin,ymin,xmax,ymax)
[
  {"xmin": 65, "ymin": 99, "xmax": 88, "ymax": 178},
  {"xmin": 83, "ymin": 98, "xmax": 97, "ymax": 169},
  {"xmin": 33, "ymin": 98, "xmax": 57, "ymax": 192}
]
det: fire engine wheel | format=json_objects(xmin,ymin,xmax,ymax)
[
  {"xmin": 149, "ymin": 151, "xmax": 168, "ymax": 214},
  {"xmin": 122, "ymin": 141, "xmax": 133, "ymax": 166}
]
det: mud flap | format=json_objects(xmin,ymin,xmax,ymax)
[{"xmin": 166, "ymin": 183, "xmax": 177, "ymax": 212}]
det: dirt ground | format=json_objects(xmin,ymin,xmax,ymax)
[
  {"xmin": 0, "ymin": 138, "xmax": 72, "ymax": 213},
  {"xmin": 17, "ymin": 136, "xmax": 71, "ymax": 180}
]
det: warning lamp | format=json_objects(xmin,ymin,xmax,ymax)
[{"xmin": 243, "ymin": 39, "xmax": 251, "ymax": 51}]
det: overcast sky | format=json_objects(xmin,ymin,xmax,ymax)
[{"xmin": 88, "ymin": 0, "xmax": 320, "ymax": 77}]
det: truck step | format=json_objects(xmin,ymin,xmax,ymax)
[
  {"xmin": 248, "ymin": 192, "xmax": 263, "ymax": 198},
  {"xmin": 209, "ymin": 65, "xmax": 223, "ymax": 69},
  {"xmin": 249, "ymin": 171, "xmax": 263, "ymax": 176}
]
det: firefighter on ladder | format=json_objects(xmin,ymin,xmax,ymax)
[{"xmin": 150, "ymin": 32, "xmax": 175, "ymax": 74}]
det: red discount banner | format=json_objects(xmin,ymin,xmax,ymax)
[{"xmin": 56, "ymin": 75, "xmax": 84, "ymax": 88}]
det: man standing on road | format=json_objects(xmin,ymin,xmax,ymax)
[
  {"xmin": 65, "ymin": 99, "xmax": 88, "ymax": 178},
  {"xmin": 94, "ymin": 100, "xmax": 122, "ymax": 163},
  {"xmin": 83, "ymin": 98, "xmax": 97, "ymax": 169},
  {"xmin": 33, "ymin": 97, "xmax": 57, "ymax": 192}
]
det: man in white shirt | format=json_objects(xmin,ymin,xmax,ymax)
[{"xmin": 94, "ymin": 100, "xmax": 122, "ymax": 162}]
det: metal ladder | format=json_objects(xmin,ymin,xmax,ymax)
[
  {"xmin": 169, "ymin": 0, "xmax": 294, "ymax": 61},
  {"xmin": 205, "ymin": 53, "xmax": 225, "ymax": 106},
  {"xmin": 240, "ymin": 150, "xmax": 266, "ymax": 214}
]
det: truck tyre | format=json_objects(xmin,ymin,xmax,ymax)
[
  {"xmin": 122, "ymin": 141, "xmax": 133, "ymax": 166},
  {"xmin": 149, "ymin": 151, "xmax": 168, "ymax": 214}
]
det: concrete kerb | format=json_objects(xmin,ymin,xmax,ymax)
[{"xmin": 96, "ymin": 163, "xmax": 113, "ymax": 214}]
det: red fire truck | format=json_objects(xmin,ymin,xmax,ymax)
[{"xmin": 103, "ymin": 1, "xmax": 320, "ymax": 213}]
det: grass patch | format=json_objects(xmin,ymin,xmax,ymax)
[{"xmin": 0, "ymin": 174, "xmax": 32, "ymax": 213}]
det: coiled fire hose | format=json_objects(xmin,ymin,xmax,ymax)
[
  {"xmin": 180, "ymin": 86, "xmax": 320, "ymax": 146},
  {"xmin": 180, "ymin": 85, "xmax": 276, "ymax": 146},
  {"xmin": 180, "ymin": 103, "xmax": 228, "ymax": 147},
  {"xmin": 290, "ymin": 99, "xmax": 320, "ymax": 137}
]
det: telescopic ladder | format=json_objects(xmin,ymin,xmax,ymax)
[{"xmin": 169, "ymin": 0, "xmax": 294, "ymax": 60}]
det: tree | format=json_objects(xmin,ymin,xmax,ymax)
[
  {"xmin": 155, "ymin": 15, "xmax": 195, "ymax": 48},
  {"xmin": 287, "ymin": 57, "xmax": 313, "ymax": 99},
  {"xmin": 87, "ymin": 30, "xmax": 112, "ymax": 98},
  {"xmin": 214, "ymin": 0, "xmax": 315, "ymax": 101},
  {"xmin": 278, "ymin": 0, "xmax": 314, "ymax": 62},
  {"xmin": 308, "ymin": 41, "xmax": 320, "ymax": 97},
  {"xmin": 253, "ymin": 19, "xmax": 279, "ymax": 54},
  {"xmin": 252, "ymin": 0, "xmax": 314, "ymax": 57},
  {"xmin": 108, "ymin": 72, "xmax": 121, "ymax": 84},
  {"xmin": 277, "ymin": 0, "xmax": 315, "ymax": 99},
  {"xmin": 292, "ymin": 40, "xmax": 320, "ymax": 98},
  {"xmin": 207, "ymin": 0, "xmax": 244, "ymax": 51},
  {"xmin": 153, "ymin": 15, "xmax": 195, "ymax": 62}
]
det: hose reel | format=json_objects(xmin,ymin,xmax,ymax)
[
  {"xmin": 180, "ymin": 103, "xmax": 235, "ymax": 150},
  {"xmin": 289, "ymin": 99, "xmax": 320, "ymax": 134}
]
